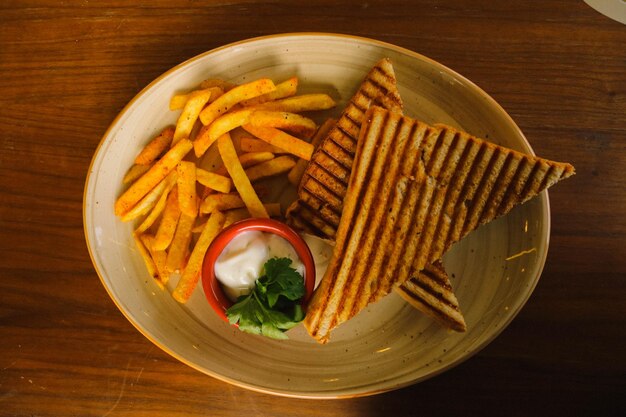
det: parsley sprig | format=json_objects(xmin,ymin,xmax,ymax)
[{"xmin": 225, "ymin": 257, "xmax": 306, "ymax": 339}]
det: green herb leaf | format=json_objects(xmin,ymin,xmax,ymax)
[
  {"xmin": 260, "ymin": 257, "xmax": 306, "ymax": 308},
  {"xmin": 225, "ymin": 257, "xmax": 306, "ymax": 340}
]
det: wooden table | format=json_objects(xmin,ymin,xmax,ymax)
[{"xmin": 1, "ymin": 1, "xmax": 624, "ymax": 415}]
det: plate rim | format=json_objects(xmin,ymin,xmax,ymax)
[{"xmin": 83, "ymin": 32, "xmax": 551, "ymax": 398}]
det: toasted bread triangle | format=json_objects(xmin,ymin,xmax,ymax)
[
  {"xmin": 304, "ymin": 107, "xmax": 574, "ymax": 343},
  {"xmin": 286, "ymin": 59, "xmax": 467, "ymax": 332}
]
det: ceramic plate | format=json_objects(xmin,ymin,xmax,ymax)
[{"xmin": 84, "ymin": 33, "xmax": 550, "ymax": 398}]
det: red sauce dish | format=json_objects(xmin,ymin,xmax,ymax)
[{"xmin": 201, "ymin": 218, "xmax": 316, "ymax": 323}]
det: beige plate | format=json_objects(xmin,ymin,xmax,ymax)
[{"xmin": 84, "ymin": 33, "xmax": 550, "ymax": 398}]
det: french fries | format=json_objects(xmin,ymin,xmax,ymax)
[
  {"xmin": 199, "ymin": 78, "xmax": 236, "ymax": 91},
  {"xmin": 173, "ymin": 88, "xmax": 213, "ymax": 144},
  {"xmin": 176, "ymin": 161, "xmax": 198, "ymax": 217},
  {"xmin": 200, "ymin": 192, "xmax": 247, "ymax": 213},
  {"xmin": 169, "ymin": 86, "xmax": 224, "ymax": 111},
  {"xmin": 135, "ymin": 174, "xmax": 177, "ymax": 233},
  {"xmin": 123, "ymin": 163, "xmax": 151, "ymax": 185},
  {"xmin": 135, "ymin": 127, "xmax": 174, "ymax": 165},
  {"xmin": 240, "ymin": 77, "xmax": 298, "ymax": 106},
  {"xmin": 115, "ymin": 138, "xmax": 192, "ymax": 217},
  {"xmin": 115, "ymin": 73, "xmax": 336, "ymax": 303},
  {"xmin": 242, "ymin": 124, "xmax": 314, "ymax": 160},
  {"xmin": 236, "ymin": 151, "xmax": 276, "ymax": 168},
  {"xmin": 172, "ymin": 211, "xmax": 226, "ymax": 303},
  {"xmin": 196, "ymin": 168, "xmax": 232, "ymax": 193},
  {"xmin": 217, "ymin": 133, "xmax": 269, "ymax": 218},
  {"xmin": 139, "ymin": 234, "xmax": 169, "ymax": 285},
  {"xmin": 121, "ymin": 171, "xmax": 177, "ymax": 222},
  {"xmin": 198, "ymin": 78, "xmax": 276, "ymax": 127},
  {"xmin": 193, "ymin": 108, "xmax": 254, "ymax": 157},
  {"xmin": 134, "ymin": 233, "xmax": 163, "ymax": 289},
  {"xmin": 169, "ymin": 94, "xmax": 188, "ymax": 111},
  {"xmin": 165, "ymin": 213, "xmax": 196, "ymax": 275},
  {"xmin": 248, "ymin": 111, "xmax": 317, "ymax": 138},
  {"xmin": 245, "ymin": 156, "xmax": 296, "ymax": 182},
  {"xmin": 153, "ymin": 186, "xmax": 181, "ymax": 251},
  {"xmin": 239, "ymin": 138, "xmax": 287, "ymax": 154},
  {"xmin": 254, "ymin": 93, "xmax": 336, "ymax": 113}
]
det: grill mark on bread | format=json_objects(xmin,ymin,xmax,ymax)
[
  {"xmin": 398, "ymin": 274, "xmax": 466, "ymax": 332},
  {"xmin": 290, "ymin": 61, "xmax": 466, "ymax": 338},
  {"xmin": 372, "ymin": 120, "xmax": 425, "ymax": 303},
  {"xmin": 408, "ymin": 272, "xmax": 456, "ymax": 309},
  {"xmin": 347, "ymin": 115, "xmax": 414, "ymax": 316},
  {"xmin": 320, "ymin": 142, "xmax": 353, "ymax": 171},
  {"xmin": 438, "ymin": 135, "xmax": 479, "ymax": 251},
  {"xmin": 305, "ymin": 107, "xmax": 574, "ymax": 342},
  {"xmin": 430, "ymin": 131, "xmax": 472, "ymax": 258},
  {"xmin": 470, "ymin": 152, "xmax": 514, "ymax": 234},
  {"xmin": 470, "ymin": 149, "xmax": 510, "ymax": 235},
  {"xmin": 302, "ymin": 177, "xmax": 344, "ymax": 213},
  {"xmin": 305, "ymin": 163, "xmax": 348, "ymax": 197},
  {"xmin": 299, "ymin": 191, "xmax": 341, "ymax": 228},
  {"xmin": 495, "ymin": 155, "xmax": 530, "ymax": 220},
  {"xmin": 460, "ymin": 143, "xmax": 493, "ymax": 236},
  {"xmin": 338, "ymin": 110, "xmax": 396, "ymax": 320},
  {"xmin": 306, "ymin": 109, "xmax": 382, "ymax": 337}
]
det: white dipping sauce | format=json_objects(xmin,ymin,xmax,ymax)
[{"xmin": 214, "ymin": 230, "xmax": 305, "ymax": 302}]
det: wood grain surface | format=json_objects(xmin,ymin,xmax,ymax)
[{"xmin": 1, "ymin": 1, "xmax": 624, "ymax": 416}]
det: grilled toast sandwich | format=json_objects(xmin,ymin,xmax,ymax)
[
  {"xmin": 285, "ymin": 59, "xmax": 467, "ymax": 332},
  {"xmin": 304, "ymin": 107, "xmax": 575, "ymax": 343}
]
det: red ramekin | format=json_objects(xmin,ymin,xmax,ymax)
[{"xmin": 201, "ymin": 218, "xmax": 316, "ymax": 323}]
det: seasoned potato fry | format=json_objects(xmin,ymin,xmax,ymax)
[
  {"xmin": 173, "ymin": 88, "xmax": 213, "ymax": 144},
  {"xmin": 115, "ymin": 138, "xmax": 192, "ymax": 217},
  {"xmin": 138, "ymin": 234, "xmax": 168, "ymax": 286},
  {"xmin": 228, "ymin": 127, "xmax": 248, "ymax": 154},
  {"xmin": 169, "ymin": 94, "xmax": 189, "ymax": 111},
  {"xmin": 217, "ymin": 133, "xmax": 269, "ymax": 218},
  {"xmin": 200, "ymin": 192, "xmax": 246, "ymax": 214},
  {"xmin": 288, "ymin": 118, "xmax": 335, "ymax": 185},
  {"xmin": 242, "ymin": 125, "xmax": 314, "ymax": 160},
  {"xmin": 212, "ymin": 151, "xmax": 275, "ymax": 176},
  {"xmin": 133, "ymin": 233, "xmax": 163, "ymax": 289},
  {"xmin": 153, "ymin": 186, "xmax": 181, "ymax": 251},
  {"xmin": 176, "ymin": 161, "xmax": 198, "ymax": 217},
  {"xmin": 135, "ymin": 127, "xmax": 175, "ymax": 165},
  {"xmin": 173, "ymin": 211, "xmax": 226, "ymax": 303},
  {"xmin": 135, "ymin": 173, "xmax": 178, "ymax": 233},
  {"xmin": 165, "ymin": 213, "xmax": 196, "ymax": 275},
  {"xmin": 199, "ymin": 78, "xmax": 236, "ymax": 91},
  {"xmin": 193, "ymin": 108, "xmax": 254, "ymax": 158},
  {"xmin": 248, "ymin": 110, "xmax": 317, "ymax": 138},
  {"xmin": 123, "ymin": 163, "xmax": 151, "ymax": 185},
  {"xmin": 198, "ymin": 78, "xmax": 276, "ymax": 127},
  {"xmin": 236, "ymin": 151, "xmax": 276, "ymax": 168},
  {"xmin": 196, "ymin": 168, "xmax": 232, "ymax": 193},
  {"xmin": 169, "ymin": 86, "xmax": 223, "ymax": 111},
  {"xmin": 239, "ymin": 137, "xmax": 286, "ymax": 154},
  {"xmin": 121, "ymin": 171, "xmax": 177, "ymax": 222},
  {"xmin": 254, "ymin": 93, "xmax": 336, "ymax": 113},
  {"xmin": 244, "ymin": 155, "xmax": 296, "ymax": 182},
  {"xmin": 240, "ymin": 77, "xmax": 298, "ymax": 106},
  {"xmin": 198, "ymin": 140, "xmax": 223, "ymax": 173}
]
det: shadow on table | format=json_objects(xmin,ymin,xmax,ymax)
[{"xmin": 345, "ymin": 356, "xmax": 623, "ymax": 417}]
